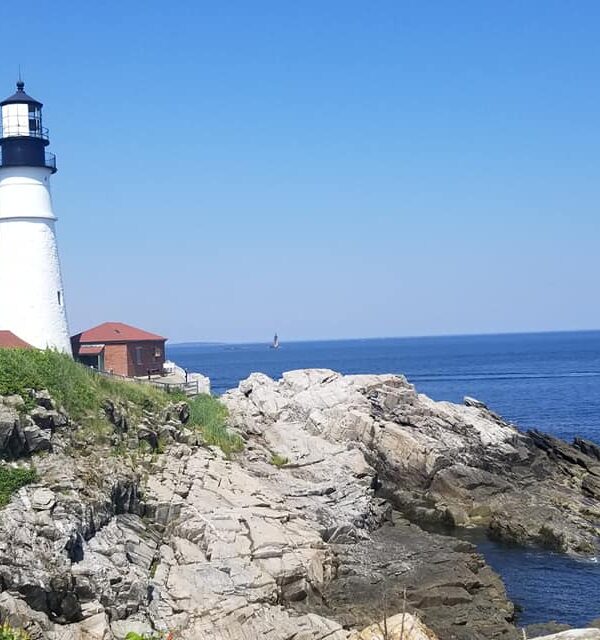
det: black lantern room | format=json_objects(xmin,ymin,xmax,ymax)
[{"xmin": 0, "ymin": 81, "xmax": 57, "ymax": 173}]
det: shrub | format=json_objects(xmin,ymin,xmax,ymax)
[
  {"xmin": 270, "ymin": 453, "xmax": 289, "ymax": 468},
  {"xmin": 124, "ymin": 632, "xmax": 172, "ymax": 640},
  {"xmin": 187, "ymin": 394, "xmax": 243, "ymax": 456},
  {"xmin": 0, "ymin": 621, "xmax": 30, "ymax": 639},
  {"xmin": 0, "ymin": 466, "xmax": 37, "ymax": 507}
]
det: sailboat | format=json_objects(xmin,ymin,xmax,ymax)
[{"xmin": 270, "ymin": 333, "xmax": 280, "ymax": 349}]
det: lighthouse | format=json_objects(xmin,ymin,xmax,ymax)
[{"xmin": 0, "ymin": 81, "xmax": 71, "ymax": 353}]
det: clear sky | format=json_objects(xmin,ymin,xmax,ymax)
[{"xmin": 3, "ymin": 1, "xmax": 599, "ymax": 342}]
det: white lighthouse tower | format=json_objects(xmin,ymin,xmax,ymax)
[{"xmin": 0, "ymin": 81, "xmax": 71, "ymax": 353}]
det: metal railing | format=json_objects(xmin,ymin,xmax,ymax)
[
  {"xmin": 94, "ymin": 368, "xmax": 200, "ymax": 397},
  {"xmin": 0, "ymin": 126, "xmax": 49, "ymax": 141},
  {"xmin": 150, "ymin": 379, "xmax": 200, "ymax": 396},
  {"xmin": 0, "ymin": 148, "xmax": 56, "ymax": 172},
  {"xmin": 44, "ymin": 152, "xmax": 56, "ymax": 171}
]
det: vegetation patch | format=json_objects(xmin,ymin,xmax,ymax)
[
  {"xmin": 270, "ymin": 453, "xmax": 289, "ymax": 468},
  {"xmin": 0, "ymin": 622, "xmax": 29, "ymax": 640},
  {"xmin": 0, "ymin": 465, "xmax": 37, "ymax": 507},
  {"xmin": 0, "ymin": 349, "xmax": 175, "ymax": 428},
  {"xmin": 0, "ymin": 350, "xmax": 242, "ymax": 457},
  {"xmin": 187, "ymin": 394, "xmax": 244, "ymax": 456}
]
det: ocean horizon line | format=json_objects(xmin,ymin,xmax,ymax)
[{"xmin": 168, "ymin": 327, "xmax": 600, "ymax": 349}]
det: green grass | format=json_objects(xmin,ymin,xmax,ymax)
[
  {"xmin": 187, "ymin": 394, "xmax": 244, "ymax": 456},
  {"xmin": 0, "ymin": 349, "xmax": 243, "ymax": 457},
  {"xmin": 0, "ymin": 349, "xmax": 175, "ymax": 426},
  {"xmin": 270, "ymin": 453, "xmax": 289, "ymax": 468},
  {"xmin": 0, "ymin": 622, "xmax": 30, "ymax": 640},
  {"xmin": 124, "ymin": 631, "xmax": 170, "ymax": 640},
  {"xmin": 0, "ymin": 465, "xmax": 37, "ymax": 507}
]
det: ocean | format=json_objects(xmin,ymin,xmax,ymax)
[{"xmin": 168, "ymin": 331, "xmax": 600, "ymax": 627}]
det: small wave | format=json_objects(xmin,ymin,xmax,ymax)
[{"xmin": 409, "ymin": 372, "xmax": 600, "ymax": 383}]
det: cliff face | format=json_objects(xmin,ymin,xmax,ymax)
[
  {"xmin": 0, "ymin": 369, "xmax": 598, "ymax": 639},
  {"xmin": 0, "ymin": 385, "xmax": 390, "ymax": 640},
  {"xmin": 223, "ymin": 369, "xmax": 600, "ymax": 556}
]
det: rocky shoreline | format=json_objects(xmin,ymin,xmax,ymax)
[{"xmin": 0, "ymin": 368, "xmax": 599, "ymax": 639}]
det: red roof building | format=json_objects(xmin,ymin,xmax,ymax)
[
  {"xmin": 71, "ymin": 322, "xmax": 167, "ymax": 377},
  {"xmin": 0, "ymin": 331, "xmax": 33, "ymax": 349}
]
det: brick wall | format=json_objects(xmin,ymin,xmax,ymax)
[
  {"xmin": 103, "ymin": 344, "xmax": 128, "ymax": 376},
  {"xmin": 75, "ymin": 340, "xmax": 166, "ymax": 378},
  {"xmin": 126, "ymin": 341, "xmax": 165, "ymax": 377}
]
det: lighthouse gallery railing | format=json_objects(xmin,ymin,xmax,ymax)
[
  {"xmin": 0, "ymin": 125, "xmax": 49, "ymax": 141},
  {"xmin": 0, "ymin": 148, "xmax": 56, "ymax": 171}
]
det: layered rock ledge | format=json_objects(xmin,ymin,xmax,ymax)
[
  {"xmin": 0, "ymin": 369, "xmax": 599, "ymax": 639},
  {"xmin": 223, "ymin": 369, "xmax": 600, "ymax": 556}
]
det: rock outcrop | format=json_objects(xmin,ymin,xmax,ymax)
[
  {"xmin": 350, "ymin": 612, "xmax": 437, "ymax": 640},
  {"xmin": 223, "ymin": 369, "xmax": 600, "ymax": 555},
  {"xmin": 0, "ymin": 388, "xmax": 376, "ymax": 639},
  {"xmin": 0, "ymin": 369, "xmax": 599, "ymax": 639},
  {"xmin": 0, "ymin": 392, "xmax": 66, "ymax": 459},
  {"xmin": 530, "ymin": 632, "xmax": 600, "ymax": 640}
]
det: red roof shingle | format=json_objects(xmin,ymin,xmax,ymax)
[
  {"xmin": 0, "ymin": 330, "xmax": 33, "ymax": 349},
  {"xmin": 72, "ymin": 322, "xmax": 166, "ymax": 344}
]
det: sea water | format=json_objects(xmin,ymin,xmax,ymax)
[{"xmin": 168, "ymin": 331, "xmax": 600, "ymax": 626}]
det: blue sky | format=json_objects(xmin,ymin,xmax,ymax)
[{"xmin": 2, "ymin": 1, "xmax": 599, "ymax": 342}]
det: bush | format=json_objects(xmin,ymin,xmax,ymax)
[
  {"xmin": 0, "ymin": 466, "xmax": 37, "ymax": 507},
  {"xmin": 270, "ymin": 453, "xmax": 289, "ymax": 468},
  {"xmin": 187, "ymin": 394, "xmax": 243, "ymax": 456},
  {"xmin": 0, "ymin": 621, "xmax": 30, "ymax": 639}
]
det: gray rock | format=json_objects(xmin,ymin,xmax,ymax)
[
  {"xmin": 0, "ymin": 591, "xmax": 54, "ymax": 637},
  {"xmin": 103, "ymin": 399, "xmax": 128, "ymax": 431},
  {"xmin": 0, "ymin": 406, "xmax": 56, "ymax": 457},
  {"xmin": 464, "ymin": 396, "xmax": 488, "ymax": 409},
  {"xmin": 22, "ymin": 420, "xmax": 53, "ymax": 453},
  {"xmin": 526, "ymin": 623, "xmax": 573, "ymax": 637},
  {"xmin": 31, "ymin": 487, "xmax": 56, "ymax": 511},
  {"xmin": 350, "ymin": 612, "xmax": 438, "ymax": 640},
  {"xmin": 224, "ymin": 369, "xmax": 600, "ymax": 555},
  {"xmin": 111, "ymin": 614, "xmax": 154, "ymax": 639},
  {"xmin": 573, "ymin": 438, "xmax": 600, "ymax": 462},
  {"xmin": 30, "ymin": 407, "xmax": 68, "ymax": 431},
  {"xmin": 0, "ymin": 375, "xmax": 596, "ymax": 640},
  {"xmin": 0, "ymin": 406, "xmax": 23, "ymax": 456},
  {"xmin": 2, "ymin": 395, "xmax": 25, "ymax": 410},
  {"xmin": 137, "ymin": 425, "xmax": 158, "ymax": 450},
  {"xmin": 530, "ymin": 631, "xmax": 600, "ymax": 640},
  {"xmin": 32, "ymin": 390, "xmax": 56, "ymax": 411}
]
